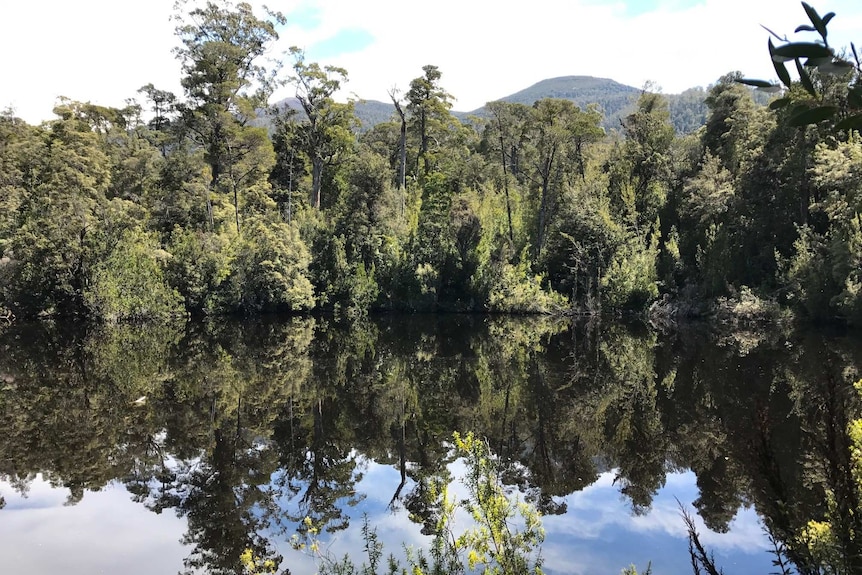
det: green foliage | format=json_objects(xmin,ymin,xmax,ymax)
[
  {"xmin": 451, "ymin": 432, "xmax": 545, "ymax": 575},
  {"xmin": 335, "ymin": 145, "xmax": 398, "ymax": 270},
  {"xmin": 2, "ymin": 105, "xmax": 114, "ymax": 317},
  {"xmin": 783, "ymin": 225, "xmax": 841, "ymax": 319},
  {"xmin": 740, "ymin": 2, "xmax": 862, "ymax": 129},
  {"xmin": 8, "ymin": 0, "xmax": 862, "ymax": 323},
  {"xmin": 166, "ymin": 226, "xmax": 236, "ymax": 314},
  {"xmin": 703, "ymin": 73, "xmax": 767, "ymax": 175},
  {"xmin": 601, "ymin": 231, "xmax": 660, "ymax": 311},
  {"xmin": 541, "ymin": 181, "xmax": 624, "ymax": 308},
  {"xmin": 485, "ymin": 259, "xmax": 567, "ymax": 315},
  {"xmin": 225, "ymin": 217, "xmax": 315, "ymax": 313},
  {"xmin": 609, "ymin": 90, "xmax": 674, "ymax": 231},
  {"xmin": 287, "ymin": 47, "xmax": 357, "ymax": 209},
  {"xmin": 407, "ymin": 65, "xmax": 454, "ymax": 177},
  {"xmin": 311, "ymin": 234, "xmax": 379, "ymax": 317},
  {"xmin": 667, "ymin": 87, "xmax": 708, "ymax": 135},
  {"xmin": 84, "ymin": 227, "xmax": 184, "ymax": 321},
  {"xmin": 173, "ymin": 0, "xmax": 284, "ymax": 232},
  {"xmin": 830, "ymin": 214, "xmax": 862, "ymax": 324}
]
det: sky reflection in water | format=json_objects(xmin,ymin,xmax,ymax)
[{"xmin": 0, "ymin": 463, "xmax": 774, "ymax": 575}]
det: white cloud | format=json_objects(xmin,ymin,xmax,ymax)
[{"xmin": 0, "ymin": 476, "xmax": 187, "ymax": 575}]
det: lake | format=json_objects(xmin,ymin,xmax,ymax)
[{"xmin": 0, "ymin": 314, "xmax": 858, "ymax": 575}]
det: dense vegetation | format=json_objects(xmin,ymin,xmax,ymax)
[{"xmin": 1, "ymin": 0, "xmax": 861, "ymax": 326}]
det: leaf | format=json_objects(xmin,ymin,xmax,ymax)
[
  {"xmin": 835, "ymin": 114, "xmax": 862, "ymax": 131},
  {"xmin": 822, "ymin": 12, "xmax": 835, "ymax": 27},
  {"xmin": 788, "ymin": 106, "xmax": 837, "ymax": 126},
  {"xmin": 737, "ymin": 78, "xmax": 776, "ymax": 88},
  {"xmin": 772, "ymin": 42, "xmax": 833, "ymax": 60},
  {"xmin": 789, "ymin": 103, "xmax": 811, "ymax": 118},
  {"xmin": 770, "ymin": 39, "xmax": 793, "ymax": 87},
  {"xmin": 796, "ymin": 58, "xmax": 818, "ymax": 97},
  {"xmin": 795, "ymin": 25, "xmax": 817, "ymax": 33},
  {"xmin": 817, "ymin": 61, "xmax": 854, "ymax": 76},
  {"xmin": 804, "ymin": 57, "xmax": 833, "ymax": 67},
  {"xmin": 769, "ymin": 97, "xmax": 792, "ymax": 110},
  {"xmin": 801, "ymin": 2, "xmax": 826, "ymax": 38}
]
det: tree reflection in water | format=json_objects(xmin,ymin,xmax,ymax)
[{"xmin": 0, "ymin": 315, "xmax": 860, "ymax": 574}]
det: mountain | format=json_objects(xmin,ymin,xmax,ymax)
[
  {"xmin": 468, "ymin": 75, "xmax": 641, "ymax": 131},
  {"xmin": 269, "ymin": 97, "xmax": 400, "ymax": 131},
  {"xmin": 467, "ymin": 76, "xmax": 711, "ymax": 134},
  {"xmin": 279, "ymin": 76, "xmax": 728, "ymax": 135}
]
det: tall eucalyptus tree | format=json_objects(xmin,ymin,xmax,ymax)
[{"xmin": 173, "ymin": 0, "xmax": 283, "ymax": 232}]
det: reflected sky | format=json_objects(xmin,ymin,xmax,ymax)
[
  {"xmin": 0, "ymin": 462, "xmax": 774, "ymax": 575},
  {"xmin": 0, "ymin": 475, "xmax": 188, "ymax": 575}
]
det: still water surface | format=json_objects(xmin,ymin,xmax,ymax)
[{"xmin": 0, "ymin": 315, "xmax": 856, "ymax": 574}]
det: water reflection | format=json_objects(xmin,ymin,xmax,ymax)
[{"xmin": 0, "ymin": 316, "xmax": 859, "ymax": 574}]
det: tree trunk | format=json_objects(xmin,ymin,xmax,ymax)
[
  {"xmin": 419, "ymin": 110, "xmax": 429, "ymax": 176},
  {"xmin": 311, "ymin": 156, "xmax": 323, "ymax": 209},
  {"xmin": 391, "ymin": 95, "xmax": 407, "ymax": 191},
  {"xmin": 233, "ymin": 183, "xmax": 241, "ymax": 234},
  {"xmin": 536, "ymin": 148, "xmax": 556, "ymax": 258},
  {"xmin": 399, "ymin": 120, "xmax": 407, "ymax": 191},
  {"xmin": 497, "ymin": 126, "xmax": 514, "ymax": 244}
]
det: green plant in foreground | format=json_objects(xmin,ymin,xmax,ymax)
[
  {"xmin": 740, "ymin": 2, "xmax": 862, "ymax": 129},
  {"xmin": 291, "ymin": 431, "xmax": 545, "ymax": 575}
]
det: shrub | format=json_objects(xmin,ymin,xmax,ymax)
[{"xmin": 84, "ymin": 228, "xmax": 183, "ymax": 321}]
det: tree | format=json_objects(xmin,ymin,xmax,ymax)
[
  {"xmin": 84, "ymin": 227, "xmax": 184, "ymax": 321},
  {"xmin": 406, "ymin": 65, "xmax": 453, "ymax": 177},
  {"xmin": 567, "ymin": 103, "xmax": 604, "ymax": 181},
  {"xmin": 287, "ymin": 48, "xmax": 357, "ymax": 210},
  {"xmin": 485, "ymin": 101, "xmax": 532, "ymax": 244},
  {"xmin": 389, "ymin": 88, "xmax": 408, "ymax": 193},
  {"xmin": 702, "ymin": 73, "xmax": 764, "ymax": 175},
  {"xmin": 523, "ymin": 99, "xmax": 586, "ymax": 257},
  {"xmin": 607, "ymin": 90, "xmax": 674, "ymax": 232},
  {"xmin": 173, "ymin": 0, "xmax": 283, "ymax": 232},
  {"xmin": 4, "ymin": 101, "xmax": 114, "ymax": 317}
]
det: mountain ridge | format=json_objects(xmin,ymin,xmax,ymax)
[{"xmin": 278, "ymin": 75, "xmax": 718, "ymax": 135}]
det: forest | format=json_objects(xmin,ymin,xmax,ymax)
[{"xmin": 1, "ymin": 0, "xmax": 862, "ymax": 325}]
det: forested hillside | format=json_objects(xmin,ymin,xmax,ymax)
[
  {"xmin": 1, "ymin": 0, "xmax": 861, "ymax": 326},
  {"xmin": 348, "ymin": 76, "xmax": 713, "ymax": 135}
]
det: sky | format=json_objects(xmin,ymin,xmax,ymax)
[
  {"xmin": 3, "ymin": 0, "xmax": 862, "ymax": 125},
  {"xmin": 0, "ymin": 466, "xmax": 775, "ymax": 575}
]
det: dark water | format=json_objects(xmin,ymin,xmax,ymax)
[{"xmin": 0, "ymin": 315, "xmax": 858, "ymax": 575}]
